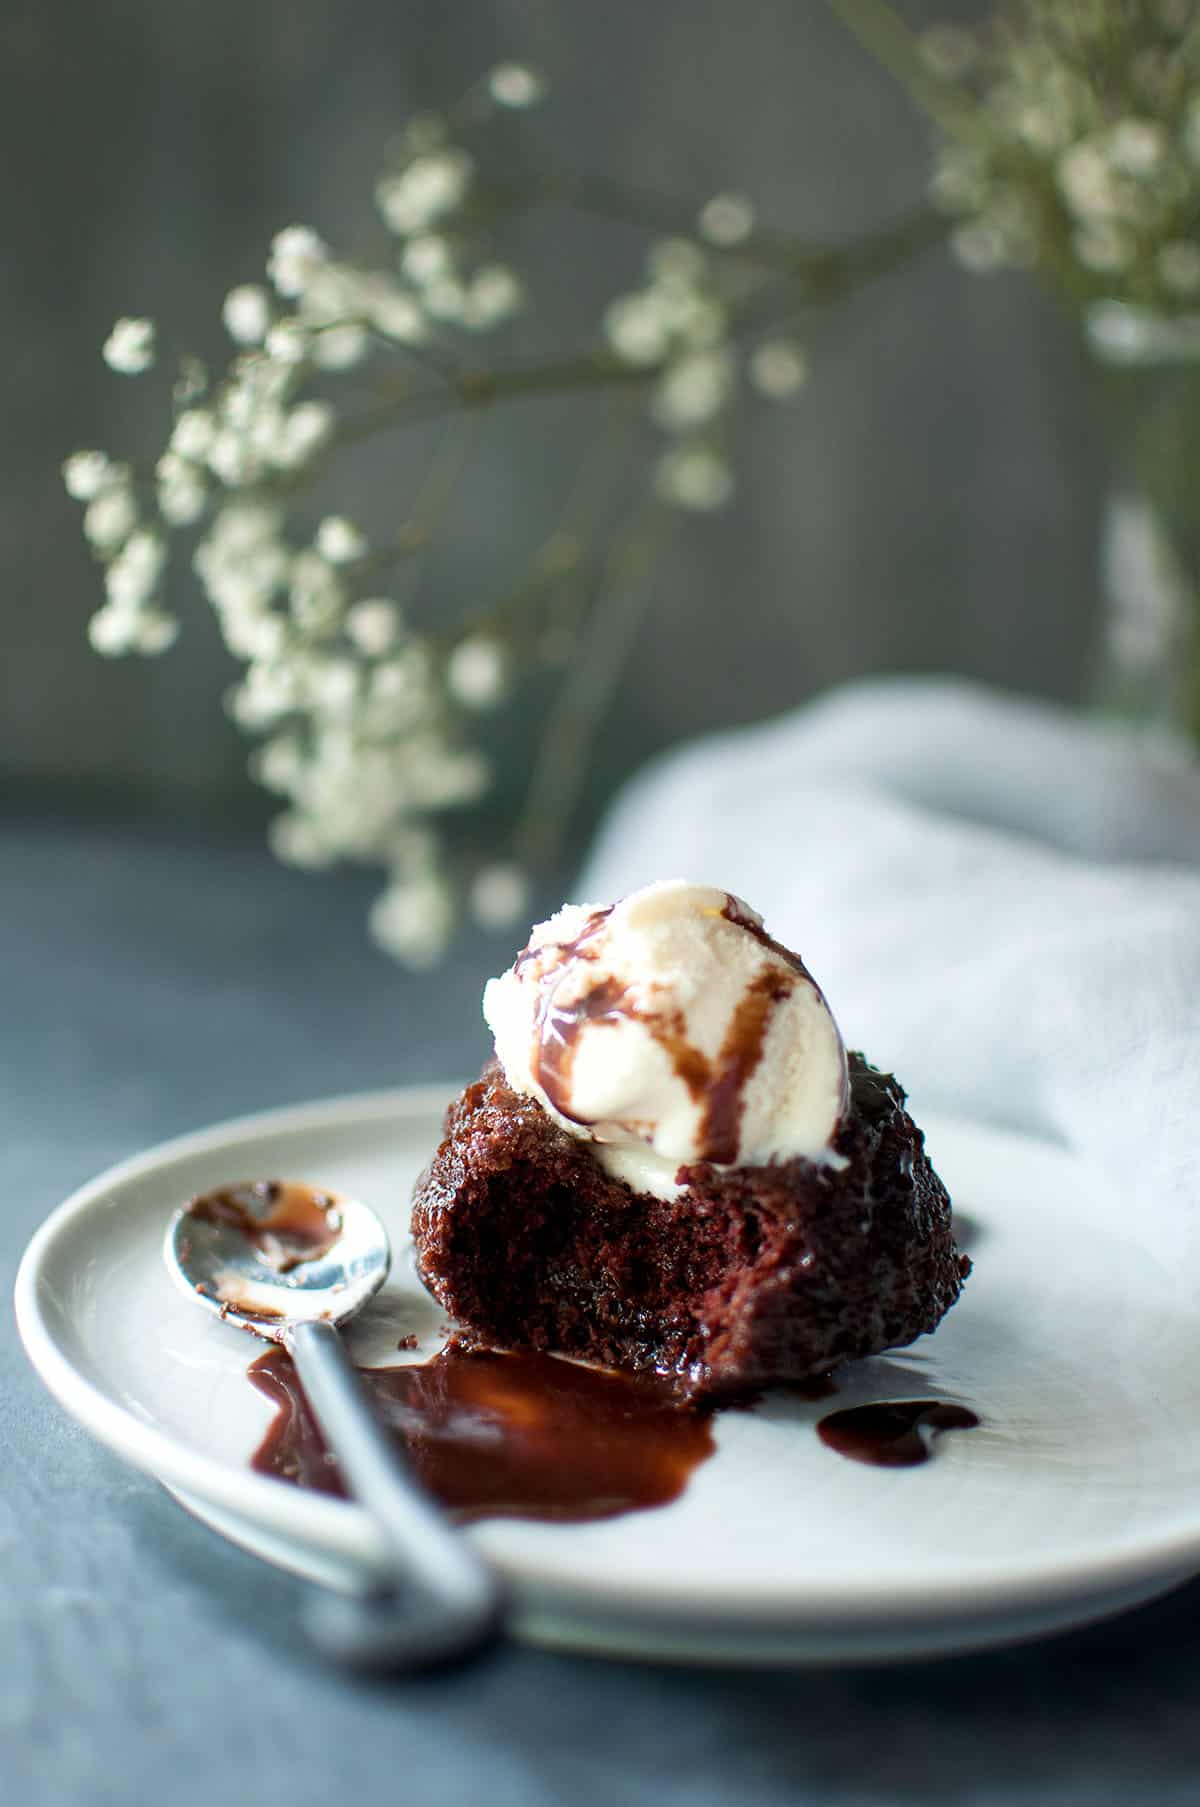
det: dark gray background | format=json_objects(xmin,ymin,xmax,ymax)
[{"xmin": 1, "ymin": 0, "xmax": 1099, "ymax": 841}]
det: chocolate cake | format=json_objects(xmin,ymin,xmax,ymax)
[
  {"xmin": 412, "ymin": 1053, "xmax": 967, "ymax": 1399},
  {"xmin": 411, "ymin": 880, "xmax": 968, "ymax": 1398}
]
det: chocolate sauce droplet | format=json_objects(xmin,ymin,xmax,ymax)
[
  {"xmin": 249, "ymin": 1345, "xmax": 716, "ymax": 1523},
  {"xmin": 817, "ymin": 1400, "xmax": 980, "ymax": 1467}
]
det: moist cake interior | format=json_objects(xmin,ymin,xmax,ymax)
[{"xmin": 412, "ymin": 1052, "xmax": 968, "ymax": 1399}]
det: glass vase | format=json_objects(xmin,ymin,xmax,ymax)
[{"xmin": 1087, "ymin": 309, "xmax": 1200, "ymax": 743}]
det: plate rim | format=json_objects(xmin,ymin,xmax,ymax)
[{"xmin": 14, "ymin": 1085, "xmax": 1200, "ymax": 1632}]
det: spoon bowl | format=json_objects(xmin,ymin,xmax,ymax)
[{"xmin": 165, "ymin": 1178, "xmax": 390, "ymax": 1338}]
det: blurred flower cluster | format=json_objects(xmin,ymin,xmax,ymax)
[
  {"xmin": 65, "ymin": 8, "xmax": 1200, "ymax": 962},
  {"xmin": 63, "ymin": 62, "xmax": 822, "ymax": 962},
  {"xmin": 918, "ymin": 1, "xmax": 1200, "ymax": 354}
]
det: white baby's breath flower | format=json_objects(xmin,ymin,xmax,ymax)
[
  {"xmin": 207, "ymin": 429, "xmax": 259, "ymax": 488},
  {"xmin": 229, "ymin": 661, "xmax": 300, "ymax": 728},
  {"xmin": 375, "ymin": 150, "xmax": 474, "ymax": 236},
  {"xmin": 289, "ymin": 549, "xmax": 344, "ymax": 636},
  {"xmin": 470, "ymin": 863, "xmax": 529, "ymax": 930},
  {"xmin": 1057, "ymin": 141, "xmax": 1120, "ymax": 221},
  {"xmin": 369, "ymin": 870, "xmax": 454, "ymax": 967},
  {"xmin": 652, "ymin": 347, "xmax": 735, "ymax": 430},
  {"xmin": 369, "ymin": 286, "xmax": 427, "ymax": 343},
  {"xmin": 316, "ymin": 516, "xmax": 367, "ymax": 564},
  {"xmin": 930, "ymin": 147, "xmax": 988, "ymax": 213},
  {"xmin": 402, "ymin": 235, "xmax": 451, "ymax": 284},
  {"xmin": 1084, "ymin": 300, "xmax": 1167, "ymax": 363},
  {"xmin": 170, "ymin": 410, "xmax": 216, "ymax": 460},
  {"xmin": 655, "ymin": 444, "xmax": 733, "ymax": 511},
  {"xmin": 311, "ymin": 322, "xmax": 369, "ymax": 369},
  {"xmin": 365, "ymin": 648, "xmax": 434, "ymax": 731},
  {"xmin": 306, "ymin": 656, "xmax": 359, "ymax": 713},
  {"xmin": 463, "ymin": 265, "xmax": 523, "ymax": 329},
  {"xmin": 103, "ymin": 317, "xmax": 156, "ymax": 375},
  {"xmin": 83, "ymin": 487, "xmax": 137, "ymax": 550},
  {"xmin": 401, "ymin": 739, "xmax": 489, "ymax": 808},
  {"xmin": 105, "ymin": 529, "xmax": 166, "ymax": 608},
  {"xmin": 131, "ymin": 610, "xmax": 180, "ymax": 655},
  {"xmin": 677, "ymin": 298, "xmax": 727, "ymax": 349},
  {"xmin": 264, "ymin": 319, "xmax": 309, "ymax": 365},
  {"xmin": 269, "ymin": 810, "xmax": 335, "ymax": 868},
  {"xmin": 251, "ymin": 733, "xmax": 304, "ymax": 794},
  {"xmin": 487, "ymin": 62, "xmax": 544, "ymax": 109},
  {"xmin": 1108, "ymin": 119, "xmax": 1166, "ymax": 177},
  {"xmin": 1073, "ymin": 220, "xmax": 1134, "ymax": 273},
  {"xmin": 423, "ymin": 277, "xmax": 467, "ymax": 322},
  {"xmin": 62, "ymin": 450, "xmax": 112, "ymax": 501},
  {"xmin": 346, "ymin": 598, "xmax": 399, "ymax": 656},
  {"xmin": 950, "ymin": 220, "xmax": 1009, "ymax": 272},
  {"xmin": 697, "ymin": 194, "xmax": 755, "ymax": 247},
  {"xmin": 205, "ymin": 499, "xmax": 284, "ymax": 555},
  {"xmin": 296, "ymin": 261, "xmax": 358, "ymax": 324},
  {"xmin": 222, "ymin": 285, "xmax": 272, "ymax": 346},
  {"xmin": 1158, "ymin": 240, "xmax": 1200, "ymax": 295},
  {"xmin": 604, "ymin": 293, "xmax": 672, "ymax": 366},
  {"xmin": 276, "ymin": 400, "xmax": 334, "ymax": 467},
  {"xmin": 447, "ymin": 635, "xmax": 506, "ymax": 708},
  {"xmin": 88, "ymin": 605, "xmax": 139, "ymax": 656},
  {"xmin": 268, "ymin": 227, "xmax": 329, "ymax": 299},
  {"xmin": 749, "ymin": 338, "xmax": 808, "ymax": 398},
  {"xmin": 220, "ymin": 609, "xmax": 287, "ymax": 662}
]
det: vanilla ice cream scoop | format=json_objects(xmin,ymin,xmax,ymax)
[{"xmin": 482, "ymin": 879, "xmax": 850, "ymax": 1198}]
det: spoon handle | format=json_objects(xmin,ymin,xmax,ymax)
[{"xmin": 285, "ymin": 1318, "xmax": 503, "ymax": 1668}]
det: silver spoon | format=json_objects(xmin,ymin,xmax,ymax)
[{"xmin": 164, "ymin": 1178, "xmax": 503, "ymax": 1670}]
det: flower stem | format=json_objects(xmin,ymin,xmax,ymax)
[
  {"xmin": 513, "ymin": 504, "xmax": 675, "ymax": 873},
  {"xmin": 823, "ymin": 0, "xmax": 979, "ymax": 141},
  {"xmin": 335, "ymin": 354, "xmax": 655, "ymax": 447},
  {"xmin": 334, "ymin": 207, "xmax": 948, "ymax": 452}
]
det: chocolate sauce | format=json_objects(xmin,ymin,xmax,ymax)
[
  {"xmin": 536, "ymin": 976, "xmax": 632, "ymax": 1124},
  {"xmin": 514, "ymin": 904, "xmax": 613, "ymax": 976},
  {"xmin": 720, "ymin": 893, "xmax": 809, "ymax": 978},
  {"xmin": 529, "ymin": 891, "xmax": 800, "ymax": 1164},
  {"xmin": 249, "ymin": 1344, "xmax": 716, "ymax": 1522},
  {"xmin": 817, "ymin": 1400, "xmax": 980, "ymax": 1467},
  {"xmin": 189, "ymin": 1180, "xmax": 342, "ymax": 1273},
  {"xmin": 700, "ymin": 967, "xmax": 795, "ymax": 1162}
]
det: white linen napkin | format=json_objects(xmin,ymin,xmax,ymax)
[{"xmin": 581, "ymin": 679, "xmax": 1200, "ymax": 1239}]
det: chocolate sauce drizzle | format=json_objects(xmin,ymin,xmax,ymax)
[
  {"xmin": 527, "ymin": 891, "xmax": 801, "ymax": 1164},
  {"xmin": 188, "ymin": 1180, "xmax": 342, "ymax": 1273},
  {"xmin": 817, "ymin": 1400, "xmax": 980, "ymax": 1467},
  {"xmin": 249, "ymin": 1344, "xmax": 716, "ymax": 1523}
]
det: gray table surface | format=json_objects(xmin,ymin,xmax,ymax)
[{"xmin": 4, "ymin": 810, "xmax": 1199, "ymax": 1807}]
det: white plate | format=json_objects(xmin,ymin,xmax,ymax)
[{"xmin": 15, "ymin": 1087, "xmax": 1200, "ymax": 1665}]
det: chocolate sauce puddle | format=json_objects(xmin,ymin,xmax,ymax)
[
  {"xmin": 190, "ymin": 1180, "xmax": 341, "ymax": 1273},
  {"xmin": 249, "ymin": 1345, "xmax": 717, "ymax": 1523},
  {"xmin": 817, "ymin": 1400, "xmax": 980, "ymax": 1467}
]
